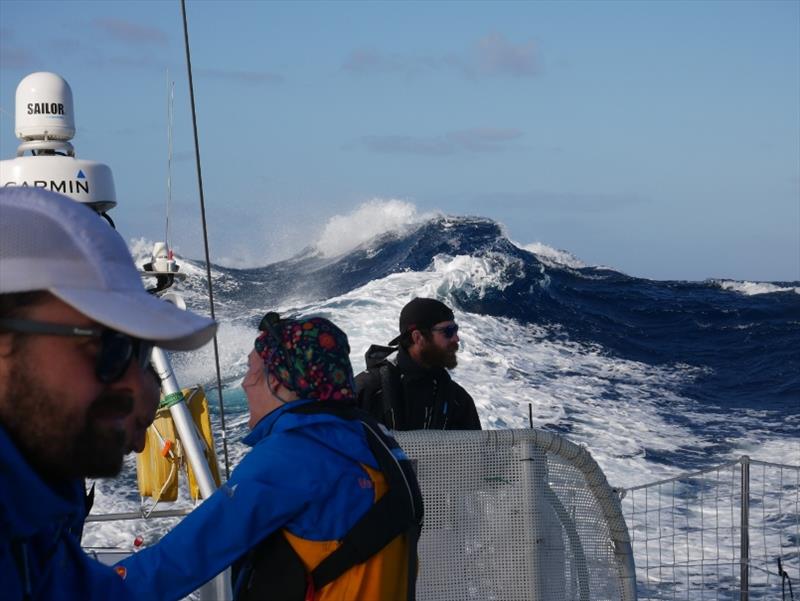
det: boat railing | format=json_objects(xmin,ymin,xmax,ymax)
[
  {"xmin": 86, "ymin": 428, "xmax": 636, "ymax": 601},
  {"xmin": 617, "ymin": 456, "xmax": 800, "ymax": 600},
  {"xmin": 84, "ymin": 434, "xmax": 798, "ymax": 601},
  {"xmin": 86, "ymin": 507, "xmax": 193, "ymax": 523},
  {"xmin": 396, "ymin": 429, "xmax": 637, "ymax": 601}
]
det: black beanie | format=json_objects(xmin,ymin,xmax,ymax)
[{"xmin": 388, "ymin": 297, "xmax": 455, "ymax": 346}]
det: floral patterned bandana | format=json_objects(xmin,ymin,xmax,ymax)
[{"xmin": 254, "ymin": 314, "xmax": 356, "ymax": 402}]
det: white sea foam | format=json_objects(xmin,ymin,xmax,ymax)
[
  {"xmin": 315, "ymin": 198, "xmax": 432, "ymax": 258},
  {"xmin": 519, "ymin": 241, "xmax": 588, "ymax": 269},
  {"xmin": 715, "ymin": 279, "xmax": 800, "ymax": 296},
  {"xmin": 128, "ymin": 237, "xmax": 157, "ymax": 266},
  {"xmin": 169, "ymin": 320, "xmax": 255, "ymax": 387},
  {"xmin": 428, "ymin": 253, "xmax": 528, "ymax": 297}
]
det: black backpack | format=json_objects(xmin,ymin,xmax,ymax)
[
  {"xmin": 233, "ymin": 402, "xmax": 424, "ymax": 601},
  {"xmin": 359, "ymin": 345, "xmax": 405, "ymax": 429}
]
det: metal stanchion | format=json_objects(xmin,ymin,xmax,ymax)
[{"xmin": 740, "ymin": 455, "xmax": 750, "ymax": 601}]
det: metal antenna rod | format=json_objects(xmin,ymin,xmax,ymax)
[
  {"xmin": 165, "ymin": 74, "xmax": 174, "ymax": 248},
  {"xmin": 180, "ymin": 0, "xmax": 230, "ymax": 479}
]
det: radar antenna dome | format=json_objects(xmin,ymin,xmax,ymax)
[
  {"xmin": 2, "ymin": 72, "xmax": 116, "ymax": 211},
  {"xmin": 15, "ymin": 72, "xmax": 76, "ymax": 141}
]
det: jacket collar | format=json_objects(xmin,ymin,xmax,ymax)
[
  {"xmin": 0, "ymin": 424, "xmax": 85, "ymax": 539},
  {"xmin": 242, "ymin": 398, "xmax": 316, "ymax": 446}
]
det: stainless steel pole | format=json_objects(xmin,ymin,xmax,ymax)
[
  {"xmin": 740, "ymin": 455, "xmax": 750, "ymax": 601},
  {"xmin": 151, "ymin": 347, "xmax": 218, "ymax": 500},
  {"xmin": 151, "ymin": 346, "xmax": 231, "ymax": 600}
]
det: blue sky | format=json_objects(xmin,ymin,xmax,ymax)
[{"xmin": 1, "ymin": 0, "xmax": 798, "ymax": 281}]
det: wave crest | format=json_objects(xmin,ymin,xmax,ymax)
[
  {"xmin": 715, "ymin": 280, "xmax": 800, "ymax": 296},
  {"xmin": 520, "ymin": 242, "xmax": 587, "ymax": 269},
  {"xmin": 315, "ymin": 198, "xmax": 429, "ymax": 258}
]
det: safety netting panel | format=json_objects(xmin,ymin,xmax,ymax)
[{"xmin": 396, "ymin": 429, "xmax": 635, "ymax": 601}]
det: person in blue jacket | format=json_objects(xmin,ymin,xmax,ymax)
[
  {"xmin": 117, "ymin": 312, "xmax": 421, "ymax": 601},
  {"xmin": 0, "ymin": 188, "xmax": 217, "ymax": 601}
]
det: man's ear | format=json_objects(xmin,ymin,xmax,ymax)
[{"xmin": 410, "ymin": 329, "xmax": 425, "ymax": 346}]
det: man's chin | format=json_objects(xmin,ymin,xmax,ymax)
[
  {"xmin": 420, "ymin": 342, "xmax": 459, "ymax": 369},
  {"xmin": 75, "ymin": 427, "xmax": 127, "ymax": 478},
  {"xmin": 444, "ymin": 351, "xmax": 458, "ymax": 369},
  {"xmin": 82, "ymin": 449, "xmax": 125, "ymax": 478},
  {"xmin": 83, "ymin": 458, "xmax": 125, "ymax": 478}
]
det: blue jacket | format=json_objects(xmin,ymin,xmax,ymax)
[
  {"xmin": 0, "ymin": 424, "xmax": 136, "ymax": 601},
  {"xmin": 117, "ymin": 399, "xmax": 392, "ymax": 601}
]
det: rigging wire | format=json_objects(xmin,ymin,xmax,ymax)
[{"xmin": 180, "ymin": 0, "xmax": 231, "ymax": 479}]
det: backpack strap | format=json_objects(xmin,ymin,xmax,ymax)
[
  {"xmin": 288, "ymin": 403, "xmax": 423, "ymax": 599},
  {"xmin": 378, "ymin": 362, "xmax": 402, "ymax": 429},
  {"xmin": 232, "ymin": 529, "xmax": 308, "ymax": 601}
]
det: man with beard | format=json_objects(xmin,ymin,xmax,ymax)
[
  {"xmin": 0, "ymin": 188, "xmax": 217, "ymax": 600},
  {"xmin": 355, "ymin": 297, "xmax": 481, "ymax": 430}
]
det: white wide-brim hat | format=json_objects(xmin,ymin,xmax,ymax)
[{"xmin": 0, "ymin": 187, "xmax": 216, "ymax": 351}]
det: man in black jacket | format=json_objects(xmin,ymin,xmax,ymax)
[{"xmin": 355, "ymin": 298, "xmax": 481, "ymax": 430}]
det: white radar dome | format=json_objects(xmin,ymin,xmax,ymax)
[
  {"xmin": 0, "ymin": 156, "xmax": 117, "ymax": 211},
  {"xmin": 15, "ymin": 72, "xmax": 76, "ymax": 141}
]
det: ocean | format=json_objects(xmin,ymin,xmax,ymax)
[{"xmin": 84, "ymin": 203, "xmax": 799, "ymax": 597}]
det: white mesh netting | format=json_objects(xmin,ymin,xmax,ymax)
[{"xmin": 395, "ymin": 429, "xmax": 636, "ymax": 601}]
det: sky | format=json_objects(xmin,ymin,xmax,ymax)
[{"xmin": 0, "ymin": 0, "xmax": 798, "ymax": 282}]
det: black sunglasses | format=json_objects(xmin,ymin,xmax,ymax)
[
  {"xmin": 430, "ymin": 323, "xmax": 459, "ymax": 339},
  {"xmin": 0, "ymin": 318, "xmax": 153, "ymax": 384}
]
